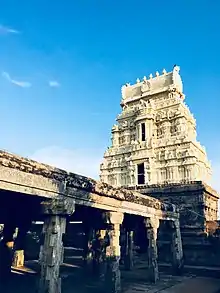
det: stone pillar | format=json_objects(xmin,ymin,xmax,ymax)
[
  {"xmin": 124, "ymin": 230, "xmax": 134, "ymax": 270},
  {"xmin": 38, "ymin": 199, "xmax": 75, "ymax": 293},
  {"xmin": 91, "ymin": 229, "xmax": 109, "ymax": 279},
  {"xmin": 12, "ymin": 223, "xmax": 30, "ymax": 268},
  {"xmin": 0, "ymin": 223, "xmax": 16, "ymax": 284},
  {"xmin": 82, "ymin": 222, "xmax": 93, "ymax": 267},
  {"xmin": 170, "ymin": 220, "xmax": 184, "ymax": 275},
  {"xmin": 105, "ymin": 211, "xmax": 124, "ymax": 293},
  {"xmin": 144, "ymin": 217, "xmax": 160, "ymax": 283}
]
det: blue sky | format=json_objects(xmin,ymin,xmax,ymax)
[{"xmin": 0, "ymin": 1, "xmax": 220, "ymax": 190}]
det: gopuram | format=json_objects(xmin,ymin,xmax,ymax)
[{"xmin": 100, "ymin": 65, "xmax": 220, "ymax": 267}]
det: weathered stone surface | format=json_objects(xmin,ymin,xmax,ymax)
[
  {"xmin": 144, "ymin": 217, "xmax": 160, "ymax": 283},
  {"xmin": 90, "ymin": 229, "xmax": 109, "ymax": 279},
  {"xmin": 38, "ymin": 199, "xmax": 75, "ymax": 293},
  {"xmin": 38, "ymin": 215, "xmax": 67, "ymax": 293},
  {"xmin": 137, "ymin": 181, "xmax": 219, "ymax": 230},
  {"xmin": 137, "ymin": 182, "xmax": 219, "ymax": 268},
  {"xmin": 41, "ymin": 198, "xmax": 75, "ymax": 216},
  {"xmin": 0, "ymin": 150, "xmax": 178, "ymax": 220},
  {"xmin": 105, "ymin": 212, "xmax": 124, "ymax": 293},
  {"xmin": 170, "ymin": 220, "xmax": 184, "ymax": 275}
]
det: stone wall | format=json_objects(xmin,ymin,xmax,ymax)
[
  {"xmin": 130, "ymin": 181, "xmax": 219, "ymax": 231},
  {"xmin": 127, "ymin": 181, "xmax": 220, "ymax": 267}
]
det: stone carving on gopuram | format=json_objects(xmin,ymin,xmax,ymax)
[{"xmin": 100, "ymin": 65, "xmax": 212, "ymax": 188}]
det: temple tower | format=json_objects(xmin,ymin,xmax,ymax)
[
  {"xmin": 100, "ymin": 66, "xmax": 212, "ymax": 188},
  {"xmin": 100, "ymin": 68, "xmax": 219, "ymax": 266}
]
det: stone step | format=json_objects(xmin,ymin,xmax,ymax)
[{"xmin": 159, "ymin": 263, "xmax": 220, "ymax": 278}]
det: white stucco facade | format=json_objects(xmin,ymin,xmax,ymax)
[{"xmin": 100, "ymin": 66, "xmax": 212, "ymax": 187}]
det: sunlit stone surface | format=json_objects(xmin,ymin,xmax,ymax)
[{"xmin": 100, "ymin": 66, "xmax": 212, "ymax": 187}]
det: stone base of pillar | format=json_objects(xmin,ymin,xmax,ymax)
[
  {"xmin": 105, "ymin": 256, "xmax": 121, "ymax": 293},
  {"xmin": 172, "ymin": 261, "xmax": 184, "ymax": 276},
  {"xmin": 12, "ymin": 250, "xmax": 24, "ymax": 267},
  {"xmin": 148, "ymin": 264, "xmax": 159, "ymax": 283}
]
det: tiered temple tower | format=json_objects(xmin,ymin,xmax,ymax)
[
  {"xmin": 100, "ymin": 66, "xmax": 212, "ymax": 188},
  {"xmin": 100, "ymin": 68, "xmax": 219, "ymax": 267}
]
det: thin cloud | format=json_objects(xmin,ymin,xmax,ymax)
[
  {"xmin": 30, "ymin": 146, "xmax": 104, "ymax": 179},
  {"xmin": 0, "ymin": 25, "xmax": 20, "ymax": 35},
  {"xmin": 49, "ymin": 80, "xmax": 60, "ymax": 88},
  {"xmin": 2, "ymin": 72, "xmax": 31, "ymax": 88}
]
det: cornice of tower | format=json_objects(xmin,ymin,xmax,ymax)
[{"xmin": 121, "ymin": 65, "xmax": 183, "ymax": 106}]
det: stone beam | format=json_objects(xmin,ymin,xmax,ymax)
[
  {"xmin": 0, "ymin": 152, "xmax": 179, "ymax": 222},
  {"xmin": 0, "ymin": 173, "xmax": 179, "ymax": 221}
]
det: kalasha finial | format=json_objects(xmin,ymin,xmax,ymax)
[
  {"xmin": 156, "ymin": 71, "xmax": 159, "ymax": 77},
  {"xmin": 143, "ymin": 76, "xmax": 147, "ymax": 82},
  {"xmin": 136, "ymin": 78, "xmax": 140, "ymax": 83},
  {"xmin": 149, "ymin": 73, "xmax": 153, "ymax": 79},
  {"xmin": 162, "ymin": 69, "xmax": 167, "ymax": 75},
  {"xmin": 173, "ymin": 64, "xmax": 180, "ymax": 73}
]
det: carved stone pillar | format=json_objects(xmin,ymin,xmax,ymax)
[
  {"xmin": 91, "ymin": 229, "xmax": 108, "ymax": 277},
  {"xmin": 170, "ymin": 220, "xmax": 184, "ymax": 275},
  {"xmin": 124, "ymin": 230, "xmax": 134, "ymax": 270},
  {"xmin": 105, "ymin": 211, "xmax": 124, "ymax": 293},
  {"xmin": 38, "ymin": 199, "xmax": 75, "ymax": 293},
  {"xmin": 144, "ymin": 217, "xmax": 160, "ymax": 283},
  {"xmin": 82, "ymin": 221, "xmax": 93, "ymax": 267}
]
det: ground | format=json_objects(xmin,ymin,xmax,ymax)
[{"xmin": 2, "ymin": 257, "xmax": 220, "ymax": 293}]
